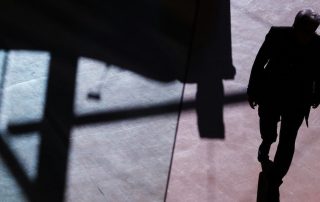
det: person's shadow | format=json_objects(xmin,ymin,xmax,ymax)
[{"xmin": 0, "ymin": 0, "xmax": 235, "ymax": 201}]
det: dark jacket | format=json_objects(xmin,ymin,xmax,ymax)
[{"xmin": 247, "ymin": 26, "xmax": 320, "ymax": 123}]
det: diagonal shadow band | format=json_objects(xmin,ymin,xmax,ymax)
[
  {"xmin": 0, "ymin": 134, "xmax": 39, "ymax": 201},
  {"xmin": 7, "ymin": 91, "xmax": 247, "ymax": 135}
]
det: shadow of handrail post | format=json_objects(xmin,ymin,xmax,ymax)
[{"xmin": 36, "ymin": 53, "xmax": 77, "ymax": 202}]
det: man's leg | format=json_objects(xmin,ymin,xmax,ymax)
[
  {"xmin": 272, "ymin": 111, "xmax": 304, "ymax": 182},
  {"xmin": 258, "ymin": 105, "xmax": 279, "ymax": 165},
  {"xmin": 256, "ymin": 105, "xmax": 280, "ymax": 202},
  {"xmin": 267, "ymin": 110, "xmax": 304, "ymax": 202}
]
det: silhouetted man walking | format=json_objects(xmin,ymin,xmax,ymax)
[{"xmin": 247, "ymin": 9, "xmax": 320, "ymax": 202}]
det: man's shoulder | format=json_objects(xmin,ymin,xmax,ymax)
[
  {"xmin": 269, "ymin": 26, "xmax": 292, "ymax": 36},
  {"xmin": 312, "ymin": 34, "xmax": 320, "ymax": 51},
  {"xmin": 314, "ymin": 33, "xmax": 320, "ymax": 42}
]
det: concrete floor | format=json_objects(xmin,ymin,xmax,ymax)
[{"xmin": 0, "ymin": 1, "xmax": 320, "ymax": 202}]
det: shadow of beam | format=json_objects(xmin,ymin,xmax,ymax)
[{"xmin": 8, "ymin": 91, "xmax": 247, "ymax": 135}]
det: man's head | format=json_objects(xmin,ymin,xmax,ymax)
[{"xmin": 293, "ymin": 9, "xmax": 320, "ymax": 34}]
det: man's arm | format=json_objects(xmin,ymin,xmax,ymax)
[
  {"xmin": 312, "ymin": 79, "xmax": 320, "ymax": 108},
  {"xmin": 311, "ymin": 35, "xmax": 320, "ymax": 109},
  {"xmin": 247, "ymin": 28, "xmax": 274, "ymax": 109}
]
